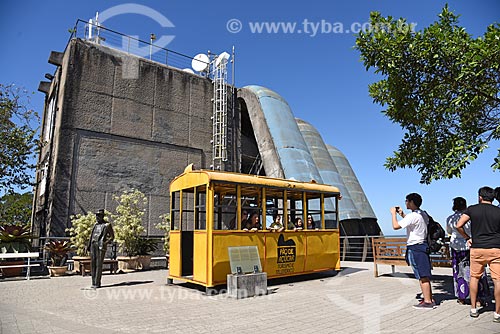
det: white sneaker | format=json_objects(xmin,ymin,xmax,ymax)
[{"xmin": 493, "ymin": 312, "xmax": 500, "ymax": 323}]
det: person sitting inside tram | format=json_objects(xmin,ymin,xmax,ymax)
[
  {"xmin": 229, "ymin": 210, "xmax": 248, "ymax": 230},
  {"xmin": 307, "ymin": 215, "xmax": 319, "ymax": 230},
  {"xmin": 294, "ymin": 217, "xmax": 304, "ymax": 230},
  {"xmin": 287, "ymin": 216, "xmax": 296, "ymax": 230},
  {"xmin": 268, "ymin": 214, "xmax": 284, "ymax": 232},
  {"xmin": 243, "ymin": 211, "xmax": 261, "ymax": 231}
]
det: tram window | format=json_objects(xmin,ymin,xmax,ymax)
[
  {"xmin": 240, "ymin": 190, "xmax": 260, "ymax": 230},
  {"xmin": 171, "ymin": 191, "xmax": 181, "ymax": 231},
  {"xmin": 325, "ymin": 195, "xmax": 338, "ymax": 229},
  {"xmin": 324, "ymin": 210, "xmax": 337, "ymax": 229},
  {"xmin": 306, "ymin": 197, "xmax": 321, "ymax": 230},
  {"xmin": 182, "ymin": 189, "xmax": 195, "ymax": 231},
  {"xmin": 286, "ymin": 196, "xmax": 303, "ymax": 230},
  {"xmin": 214, "ymin": 187, "xmax": 238, "ymax": 230},
  {"xmin": 195, "ymin": 187, "xmax": 206, "ymax": 230},
  {"xmin": 265, "ymin": 196, "xmax": 284, "ymax": 229}
]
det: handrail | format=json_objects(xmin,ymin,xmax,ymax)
[
  {"xmin": 339, "ymin": 235, "xmax": 451, "ymax": 265},
  {"xmin": 67, "ymin": 19, "xmax": 213, "ymax": 74}
]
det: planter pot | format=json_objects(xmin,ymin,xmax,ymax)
[
  {"xmin": 72, "ymin": 256, "xmax": 91, "ymax": 274},
  {"xmin": 48, "ymin": 266, "xmax": 67, "ymax": 277},
  {"xmin": 117, "ymin": 256, "xmax": 139, "ymax": 272},
  {"xmin": 137, "ymin": 255, "xmax": 152, "ymax": 270},
  {"xmin": 0, "ymin": 260, "xmax": 24, "ymax": 277}
]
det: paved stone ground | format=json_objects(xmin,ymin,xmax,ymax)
[{"xmin": 1, "ymin": 261, "xmax": 499, "ymax": 334}]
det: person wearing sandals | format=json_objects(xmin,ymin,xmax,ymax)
[
  {"xmin": 391, "ymin": 193, "xmax": 436, "ymax": 309},
  {"xmin": 457, "ymin": 186, "xmax": 500, "ymax": 321},
  {"xmin": 446, "ymin": 197, "xmax": 490, "ymax": 305}
]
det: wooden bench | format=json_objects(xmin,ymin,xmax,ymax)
[
  {"xmin": 371, "ymin": 237, "xmax": 451, "ymax": 277},
  {"xmin": 371, "ymin": 237, "xmax": 407, "ymax": 277},
  {"xmin": 0, "ymin": 252, "xmax": 40, "ymax": 280},
  {"xmin": 75, "ymin": 258, "xmax": 118, "ymax": 276}
]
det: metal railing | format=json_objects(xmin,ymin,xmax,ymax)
[
  {"xmin": 68, "ymin": 19, "xmax": 211, "ymax": 75},
  {"xmin": 339, "ymin": 235, "xmax": 452, "ymax": 265},
  {"xmin": 340, "ymin": 235, "xmax": 377, "ymax": 262}
]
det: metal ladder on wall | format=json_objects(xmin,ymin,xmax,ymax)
[{"xmin": 211, "ymin": 53, "xmax": 230, "ymax": 171}]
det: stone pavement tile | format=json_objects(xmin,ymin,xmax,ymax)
[{"xmin": 1, "ymin": 262, "xmax": 500, "ymax": 334}]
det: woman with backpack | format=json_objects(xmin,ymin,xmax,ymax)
[{"xmin": 446, "ymin": 197, "xmax": 490, "ymax": 306}]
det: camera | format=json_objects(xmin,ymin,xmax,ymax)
[{"xmin": 395, "ymin": 206, "xmax": 400, "ymax": 212}]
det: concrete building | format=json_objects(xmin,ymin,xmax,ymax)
[{"xmin": 34, "ymin": 36, "xmax": 380, "ymax": 242}]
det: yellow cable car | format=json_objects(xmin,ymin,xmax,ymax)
[{"xmin": 167, "ymin": 166, "xmax": 341, "ymax": 290}]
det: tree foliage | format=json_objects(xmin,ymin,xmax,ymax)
[
  {"xmin": 156, "ymin": 213, "xmax": 170, "ymax": 254},
  {"xmin": 0, "ymin": 192, "xmax": 33, "ymax": 226},
  {"xmin": 355, "ymin": 5, "xmax": 500, "ymax": 184},
  {"xmin": 67, "ymin": 211, "xmax": 99, "ymax": 256},
  {"xmin": 0, "ymin": 84, "xmax": 40, "ymax": 192},
  {"xmin": 112, "ymin": 189, "xmax": 147, "ymax": 257}
]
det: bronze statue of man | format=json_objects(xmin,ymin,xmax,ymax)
[{"xmin": 87, "ymin": 209, "xmax": 114, "ymax": 288}]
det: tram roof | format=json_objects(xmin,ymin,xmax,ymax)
[{"xmin": 170, "ymin": 167, "xmax": 341, "ymax": 195}]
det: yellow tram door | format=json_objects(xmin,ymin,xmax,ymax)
[{"xmin": 168, "ymin": 189, "xmax": 195, "ymax": 281}]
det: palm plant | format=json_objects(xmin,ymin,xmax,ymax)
[
  {"xmin": 43, "ymin": 240, "xmax": 75, "ymax": 266},
  {"xmin": 136, "ymin": 237, "xmax": 158, "ymax": 256},
  {"xmin": 0, "ymin": 223, "xmax": 32, "ymax": 253}
]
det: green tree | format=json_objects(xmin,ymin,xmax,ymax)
[
  {"xmin": 112, "ymin": 189, "xmax": 147, "ymax": 257},
  {"xmin": 0, "ymin": 84, "xmax": 40, "ymax": 192},
  {"xmin": 0, "ymin": 192, "xmax": 33, "ymax": 226},
  {"xmin": 156, "ymin": 214, "xmax": 170, "ymax": 254},
  {"xmin": 355, "ymin": 5, "xmax": 500, "ymax": 184}
]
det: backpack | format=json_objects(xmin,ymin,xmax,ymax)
[{"xmin": 425, "ymin": 213, "xmax": 445, "ymax": 253}]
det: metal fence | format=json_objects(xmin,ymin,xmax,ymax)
[
  {"xmin": 340, "ymin": 235, "xmax": 377, "ymax": 262},
  {"xmin": 68, "ymin": 19, "xmax": 211, "ymax": 75},
  {"xmin": 340, "ymin": 235, "xmax": 452, "ymax": 266}
]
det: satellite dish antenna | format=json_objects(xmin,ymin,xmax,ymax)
[
  {"xmin": 183, "ymin": 68, "xmax": 194, "ymax": 74},
  {"xmin": 192, "ymin": 53, "xmax": 209, "ymax": 72},
  {"xmin": 215, "ymin": 52, "xmax": 230, "ymax": 68}
]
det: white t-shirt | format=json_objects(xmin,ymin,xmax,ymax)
[{"xmin": 398, "ymin": 210, "xmax": 428, "ymax": 246}]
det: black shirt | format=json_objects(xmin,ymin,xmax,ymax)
[{"xmin": 464, "ymin": 203, "xmax": 500, "ymax": 249}]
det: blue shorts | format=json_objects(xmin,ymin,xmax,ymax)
[{"xmin": 406, "ymin": 243, "xmax": 432, "ymax": 280}]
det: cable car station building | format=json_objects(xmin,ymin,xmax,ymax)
[{"xmin": 33, "ymin": 22, "xmax": 382, "ymax": 249}]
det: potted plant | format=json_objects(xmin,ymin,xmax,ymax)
[
  {"xmin": 155, "ymin": 214, "xmax": 170, "ymax": 268},
  {"xmin": 112, "ymin": 189, "xmax": 147, "ymax": 271},
  {"xmin": 0, "ymin": 223, "xmax": 33, "ymax": 277},
  {"xmin": 66, "ymin": 212, "xmax": 98, "ymax": 273},
  {"xmin": 136, "ymin": 237, "xmax": 158, "ymax": 270},
  {"xmin": 43, "ymin": 240, "xmax": 74, "ymax": 276}
]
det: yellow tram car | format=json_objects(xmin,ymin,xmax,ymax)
[{"xmin": 167, "ymin": 166, "xmax": 341, "ymax": 289}]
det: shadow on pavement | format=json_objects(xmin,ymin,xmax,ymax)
[{"xmin": 103, "ymin": 280, "xmax": 154, "ymax": 288}]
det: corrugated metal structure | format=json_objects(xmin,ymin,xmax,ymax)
[
  {"xmin": 326, "ymin": 145, "xmax": 376, "ymax": 220},
  {"xmin": 239, "ymin": 85, "xmax": 322, "ymax": 182},
  {"xmin": 237, "ymin": 85, "xmax": 382, "ymax": 238},
  {"xmin": 295, "ymin": 118, "xmax": 360, "ymax": 223}
]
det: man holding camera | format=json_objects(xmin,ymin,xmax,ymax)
[{"xmin": 391, "ymin": 193, "xmax": 436, "ymax": 309}]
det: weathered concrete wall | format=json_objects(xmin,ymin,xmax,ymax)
[{"xmin": 47, "ymin": 39, "xmax": 213, "ymax": 236}]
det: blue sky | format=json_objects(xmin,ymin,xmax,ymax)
[{"xmin": 1, "ymin": 0, "xmax": 498, "ymax": 235}]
